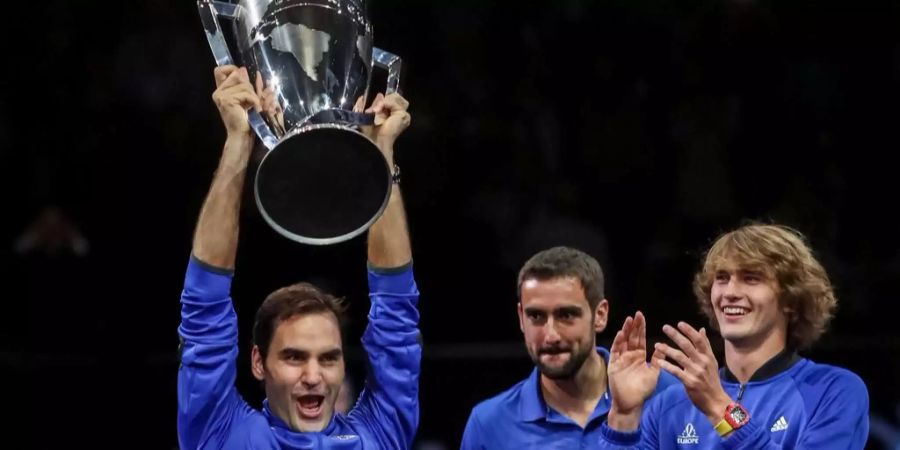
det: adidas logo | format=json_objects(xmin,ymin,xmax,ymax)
[
  {"xmin": 677, "ymin": 423, "xmax": 700, "ymax": 444},
  {"xmin": 770, "ymin": 416, "xmax": 789, "ymax": 432}
]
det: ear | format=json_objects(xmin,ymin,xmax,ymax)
[
  {"xmin": 251, "ymin": 344, "xmax": 266, "ymax": 381},
  {"xmin": 593, "ymin": 299, "xmax": 610, "ymax": 333},
  {"xmin": 517, "ymin": 302, "xmax": 526, "ymax": 334}
]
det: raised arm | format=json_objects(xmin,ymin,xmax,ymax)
[
  {"xmin": 607, "ymin": 312, "xmax": 664, "ymax": 431},
  {"xmin": 598, "ymin": 311, "xmax": 667, "ymax": 449},
  {"xmin": 347, "ymin": 93, "xmax": 421, "ymax": 449},
  {"xmin": 177, "ymin": 65, "xmax": 260, "ymax": 450},
  {"xmin": 365, "ymin": 92, "xmax": 412, "ymax": 268},
  {"xmin": 192, "ymin": 65, "xmax": 259, "ymax": 267}
]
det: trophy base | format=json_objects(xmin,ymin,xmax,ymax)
[{"xmin": 254, "ymin": 124, "xmax": 392, "ymax": 245}]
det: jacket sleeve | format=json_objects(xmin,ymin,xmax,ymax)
[
  {"xmin": 177, "ymin": 256, "xmax": 250, "ymax": 450},
  {"xmin": 597, "ymin": 384, "xmax": 668, "ymax": 449},
  {"xmin": 347, "ymin": 264, "xmax": 422, "ymax": 449}
]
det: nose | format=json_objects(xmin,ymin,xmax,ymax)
[
  {"xmin": 301, "ymin": 361, "xmax": 323, "ymax": 388},
  {"xmin": 722, "ymin": 277, "xmax": 743, "ymax": 300},
  {"xmin": 543, "ymin": 318, "xmax": 562, "ymax": 344}
]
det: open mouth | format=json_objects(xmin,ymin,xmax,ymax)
[
  {"xmin": 722, "ymin": 306, "xmax": 750, "ymax": 318},
  {"xmin": 296, "ymin": 395, "xmax": 325, "ymax": 419}
]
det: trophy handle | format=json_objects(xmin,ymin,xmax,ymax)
[
  {"xmin": 198, "ymin": 0, "xmax": 279, "ymax": 150},
  {"xmin": 372, "ymin": 48, "xmax": 402, "ymax": 95}
]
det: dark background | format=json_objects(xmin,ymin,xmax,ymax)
[{"xmin": 8, "ymin": 0, "xmax": 900, "ymax": 448}]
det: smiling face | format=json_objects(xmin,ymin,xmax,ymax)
[
  {"xmin": 251, "ymin": 312, "xmax": 345, "ymax": 432},
  {"xmin": 695, "ymin": 224, "xmax": 839, "ymax": 352},
  {"xmin": 709, "ymin": 263, "xmax": 789, "ymax": 350},
  {"xmin": 518, "ymin": 277, "xmax": 608, "ymax": 379}
]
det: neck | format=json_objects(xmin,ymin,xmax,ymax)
[
  {"xmin": 540, "ymin": 350, "xmax": 606, "ymax": 425},
  {"xmin": 723, "ymin": 332, "xmax": 787, "ymax": 384}
]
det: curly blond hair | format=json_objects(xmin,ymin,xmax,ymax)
[{"xmin": 693, "ymin": 224, "xmax": 837, "ymax": 350}]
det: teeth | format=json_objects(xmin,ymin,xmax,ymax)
[{"xmin": 723, "ymin": 306, "xmax": 747, "ymax": 315}]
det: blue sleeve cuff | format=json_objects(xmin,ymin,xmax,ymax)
[
  {"xmin": 367, "ymin": 263, "xmax": 417, "ymax": 299},
  {"xmin": 367, "ymin": 260, "xmax": 413, "ymax": 275},
  {"xmin": 184, "ymin": 255, "xmax": 234, "ymax": 302},
  {"xmin": 601, "ymin": 421, "xmax": 642, "ymax": 446}
]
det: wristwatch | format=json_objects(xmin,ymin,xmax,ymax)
[
  {"xmin": 391, "ymin": 164, "xmax": 401, "ymax": 184},
  {"xmin": 714, "ymin": 403, "xmax": 750, "ymax": 438}
]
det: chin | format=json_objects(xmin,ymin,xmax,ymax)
[
  {"xmin": 720, "ymin": 328, "xmax": 754, "ymax": 344},
  {"xmin": 295, "ymin": 418, "xmax": 328, "ymax": 433},
  {"xmin": 539, "ymin": 362, "xmax": 578, "ymax": 379}
]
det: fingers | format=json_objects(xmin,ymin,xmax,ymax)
[
  {"xmin": 610, "ymin": 329, "xmax": 626, "ymax": 360},
  {"xmin": 627, "ymin": 314, "xmax": 641, "ymax": 350},
  {"xmin": 213, "ymin": 82, "xmax": 261, "ymax": 113},
  {"xmin": 656, "ymin": 357, "xmax": 687, "ymax": 383},
  {"xmin": 698, "ymin": 327, "xmax": 714, "ymax": 354},
  {"xmin": 353, "ymin": 95, "xmax": 367, "ymax": 113},
  {"xmin": 218, "ymin": 67, "xmax": 251, "ymax": 90},
  {"xmin": 380, "ymin": 92, "xmax": 410, "ymax": 112},
  {"xmin": 214, "ymin": 65, "xmax": 250, "ymax": 88},
  {"xmin": 610, "ymin": 315, "xmax": 634, "ymax": 359},
  {"xmin": 213, "ymin": 66, "xmax": 261, "ymax": 109},
  {"xmin": 260, "ymin": 87, "xmax": 277, "ymax": 114},
  {"xmin": 365, "ymin": 92, "xmax": 411, "ymax": 127},
  {"xmin": 379, "ymin": 94, "xmax": 411, "ymax": 126},
  {"xmin": 365, "ymin": 92, "xmax": 410, "ymax": 113},
  {"xmin": 365, "ymin": 93, "xmax": 385, "ymax": 114},
  {"xmin": 654, "ymin": 342, "xmax": 692, "ymax": 372},
  {"xmin": 677, "ymin": 322, "xmax": 710, "ymax": 355},
  {"xmin": 228, "ymin": 90, "xmax": 262, "ymax": 112},
  {"xmin": 635, "ymin": 311, "xmax": 647, "ymax": 350},
  {"xmin": 621, "ymin": 315, "xmax": 634, "ymax": 349},
  {"xmin": 391, "ymin": 110, "xmax": 412, "ymax": 129},
  {"xmin": 650, "ymin": 343, "xmax": 666, "ymax": 369},
  {"xmin": 663, "ymin": 324, "xmax": 698, "ymax": 359},
  {"xmin": 214, "ymin": 65, "xmax": 238, "ymax": 87}
]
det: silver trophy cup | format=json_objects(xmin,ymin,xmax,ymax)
[{"xmin": 198, "ymin": 0, "xmax": 402, "ymax": 244}]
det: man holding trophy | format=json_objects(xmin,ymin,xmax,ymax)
[{"xmin": 178, "ymin": 1, "xmax": 419, "ymax": 448}]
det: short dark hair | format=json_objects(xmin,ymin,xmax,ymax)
[
  {"xmin": 252, "ymin": 282, "xmax": 347, "ymax": 359},
  {"xmin": 517, "ymin": 246, "xmax": 605, "ymax": 310}
]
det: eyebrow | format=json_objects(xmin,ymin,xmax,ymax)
[
  {"xmin": 279, "ymin": 347, "xmax": 343, "ymax": 359},
  {"xmin": 555, "ymin": 306, "xmax": 584, "ymax": 316},
  {"xmin": 523, "ymin": 307, "xmax": 547, "ymax": 315},
  {"xmin": 524, "ymin": 305, "xmax": 584, "ymax": 316},
  {"xmin": 717, "ymin": 267, "xmax": 767, "ymax": 275},
  {"xmin": 278, "ymin": 348, "xmax": 309, "ymax": 359},
  {"xmin": 320, "ymin": 349, "xmax": 343, "ymax": 360}
]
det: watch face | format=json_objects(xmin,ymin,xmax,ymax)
[{"xmin": 729, "ymin": 406, "xmax": 748, "ymax": 424}]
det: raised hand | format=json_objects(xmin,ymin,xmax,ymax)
[
  {"xmin": 607, "ymin": 311, "xmax": 664, "ymax": 431},
  {"xmin": 656, "ymin": 323, "xmax": 733, "ymax": 425},
  {"xmin": 212, "ymin": 65, "xmax": 261, "ymax": 139},
  {"xmin": 254, "ymin": 72, "xmax": 286, "ymax": 137},
  {"xmin": 358, "ymin": 93, "xmax": 411, "ymax": 165}
]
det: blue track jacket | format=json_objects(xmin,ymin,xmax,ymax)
[
  {"xmin": 177, "ymin": 256, "xmax": 421, "ymax": 449},
  {"xmin": 461, "ymin": 347, "xmax": 680, "ymax": 449},
  {"xmin": 598, "ymin": 350, "xmax": 869, "ymax": 449}
]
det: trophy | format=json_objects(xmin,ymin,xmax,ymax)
[{"xmin": 198, "ymin": 0, "xmax": 402, "ymax": 244}]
